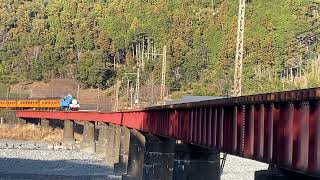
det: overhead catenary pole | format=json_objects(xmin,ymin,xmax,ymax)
[
  {"xmin": 226, "ymin": 0, "xmax": 246, "ymax": 174},
  {"xmin": 151, "ymin": 72, "xmax": 155, "ymax": 104},
  {"xmin": 142, "ymin": 39, "xmax": 145, "ymax": 70},
  {"xmin": 132, "ymin": 44, "xmax": 135, "ymax": 60},
  {"xmin": 124, "ymin": 72, "xmax": 138, "ymax": 108},
  {"xmin": 147, "ymin": 38, "xmax": 150, "ymax": 61},
  {"xmin": 211, "ymin": 0, "xmax": 214, "ymax": 9},
  {"xmin": 151, "ymin": 41, "xmax": 154, "ymax": 61},
  {"xmin": 134, "ymin": 40, "xmax": 141, "ymax": 106},
  {"xmin": 115, "ymin": 79, "xmax": 120, "ymax": 111},
  {"xmin": 135, "ymin": 66, "xmax": 140, "ymax": 105},
  {"xmin": 135, "ymin": 43, "xmax": 138, "ymax": 64},
  {"xmin": 142, "ymin": 44, "xmax": 167, "ymax": 101},
  {"xmin": 51, "ymin": 76, "xmax": 54, "ymax": 97},
  {"xmin": 233, "ymin": 0, "xmax": 246, "ymax": 97},
  {"xmin": 137, "ymin": 42, "xmax": 140, "ymax": 65},
  {"xmin": 96, "ymin": 87, "xmax": 100, "ymax": 111},
  {"xmin": 160, "ymin": 46, "xmax": 167, "ymax": 100},
  {"xmin": 113, "ymin": 56, "xmax": 116, "ymax": 71},
  {"xmin": 130, "ymin": 85, "xmax": 134, "ymax": 108},
  {"xmin": 6, "ymin": 86, "xmax": 9, "ymax": 99},
  {"xmin": 127, "ymin": 79, "xmax": 130, "ymax": 106},
  {"xmin": 77, "ymin": 83, "xmax": 80, "ymax": 101}
]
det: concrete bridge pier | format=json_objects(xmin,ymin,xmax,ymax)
[
  {"xmin": 62, "ymin": 120, "xmax": 75, "ymax": 147},
  {"xmin": 101, "ymin": 125, "xmax": 131, "ymax": 175},
  {"xmin": 16, "ymin": 116, "xmax": 26, "ymax": 125},
  {"xmin": 24, "ymin": 118, "xmax": 39, "ymax": 126},
  {"xmin": 40, "ymin": 118, "xmax": 50, "ymax": 128},
  {"xmin": 254, "ymin": 166, "xmax": 310, "ymax": 180},
  {"xmin": 111, "ymin": 125, "xmax": 122, "ymax": 165},
  {"xmin": 173, "ymin": 144, "xmax": 220, "ymax": 180},
  {"xmin": 143, "ymin": 134, "xmax": 175, "ymax": 180},
  {"xmin": 114, "ymin": 127, "xmax": 130, "ymax": 175},
  {"xmin": 255, "ymin": 169, "xmax": 290, "ymax": 180},
  {"xmin": 96, "ymin": 123, "xmax": 109, "ymax": 154},
  {"xmin": 122, "ymin": 129, "xmax": 145, "ymax": 180},
  {"xmin": 103, "ymin": 125, "xmax": 122, "ymax": 167},
  {"xmin": 104, "ymin": 125, "xmax": 116, "ymax": 167},
  {"xmin": 3, "ymin": 111, "xmax": 23, "ymax": 125},
  {"xmin": 122, "ymin": 129, "xmax": 175, "ymax": 180},
  {"xmin": 80, "ymin": 121, "xmax": 96, "ymax": 153}
]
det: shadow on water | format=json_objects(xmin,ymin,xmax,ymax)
[{"xmin": 0, "ymin": 157, "xmax": 114, "ymax": 180}]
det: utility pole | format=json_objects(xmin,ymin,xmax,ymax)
[
  {"xmin": 132, "ymin": 44, "xmax": 135, "ymax": 60},
  {"xmin": 127, "ymin": 79, "xmax": 130, "ymax": 106},
  {"xmin": 135, "ymin": 66, "xmax": 140, "ymax": 105},
  {"xmin": 125, "ymin": 72, "xmax": 138, "ymax": 108},
  {"xmin": 115, "ymin": 79, "xmax": 120, "ymax": 111},
  {"xmin": 223, "ymin": 0, "xmax": 246, "ymax": 175},
  {"xmin": 160, "ymin": 46, "xmax": 167, "ymax": 100},
  {"xmin": 51, "ymin": 76, "xmax": 54, "ymax": 97},
  {"xmin": 6, "ymin": 85, "xmax": 9, "ymax": 99},
  {"xmin": 147, "ymin": 39, "xmax": 150, "ymax": 61},
  {"xmin": 211, "ymin": 0, "xmax": 214, "ymax": 9},
  {"xmin": 113, "ymin": 56, "xmax": 116, "ymax": 71},
  {"xmin": 96, "ymin": 87, "xmax": 100, "ymax": 111},
  {"xmin": 142, "ymin": 40, "xmax": 145, "ymax": 70},
  {"xmin": 130, "ymin": 85, "xmax": 134, "ymax": 109},
  {"xmin": 233, "ymin": 0, "xmax": 246, "ymax": 97},
  {"xmin": 77, "ymin": 83, "xmax": 80, "ymax": 101},
  {"xmin": 151, "ymin": 72, "xmax": 155, "ymax": 104}
]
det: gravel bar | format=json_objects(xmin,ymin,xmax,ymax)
[
  {"xmin": 0, "ymin": 140, "xmax": 121, "ymax": 180},
  {"xmin": 221, "ymin": 155, "xmax": 269, "ymax": 180},
  {"xmin": 0, "ymin": 140, "xmax": 268, "ymax": 180}
]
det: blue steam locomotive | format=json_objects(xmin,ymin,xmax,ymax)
[{"xmin": 60, "ymin": 94, "xmax": 80, "ymax": 111}]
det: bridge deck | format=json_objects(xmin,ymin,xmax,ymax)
[{"xmin": 16, "ymin": 88, "xmax": 320, "ymax": 177}]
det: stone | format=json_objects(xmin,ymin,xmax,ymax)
[
  {"xmin": 80, "ymin": 121, "xmax": 96, "ymax": 153},
  {"xmin": 62, "ymin": 120, "xmax": 75, "ymax": 146},
  {"xmin": 114, "ymin": 127, "xmax": 130, "ymax": 175},
  {"xmin": 173, "ymin": 144, "xmax": 220, "ymax": 180}
]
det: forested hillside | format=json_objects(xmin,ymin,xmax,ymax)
[{"xmin": 0, "ymin": 0, "xmax": 319, "ymax": 97}]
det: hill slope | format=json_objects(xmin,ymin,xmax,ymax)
[{"xmin": 0, "ymin": 0, "xmax": 318, "ymax": 97}]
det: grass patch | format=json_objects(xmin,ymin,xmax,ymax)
[{"xmin": 0, "ymin": 124, "xmax": 82, "ymax": 142}]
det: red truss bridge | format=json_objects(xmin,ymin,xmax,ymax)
[{"xmin": 16, "ymin": 88, "xmax": 320, "ymax": 178}]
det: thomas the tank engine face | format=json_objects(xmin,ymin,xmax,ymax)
[{"xmin": 60, "ymin": 94, "xmax": 80, "ymax": 111}]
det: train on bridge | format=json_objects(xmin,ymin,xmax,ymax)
[{"xmin": 0, "ymin": 94, "xmax": 80, "ymax": 111}]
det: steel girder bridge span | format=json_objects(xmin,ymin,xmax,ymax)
[{"xmin": 16, "ymin": 88, "xmax": 320, "ymax": 180}]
